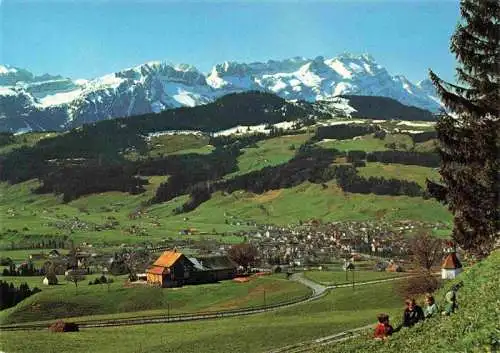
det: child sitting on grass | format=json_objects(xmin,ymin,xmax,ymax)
[
  {"xmin": 374, "ymin": 313, "xmax": 394, "ymax": 340},
  {"xmin": 424, "ymin": 294, "xmax": 439, "ymax": 318},
  {"xmin": 442, "ymin": 284, "xmax": 460, "ymax": 315}
]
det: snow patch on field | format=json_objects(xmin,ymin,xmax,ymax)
[
  {"xmin": 399, "ymin": 129, "xmax": 427, "ymax": 134},
  {"xmin": 274, "ymin": 121, "xmax": 297, "ymax": 130},
  {"xmin": 396, "ymin": 121, "xmax": 435, "ymax": 127},
  {"xmin": 214, "ymin": 124, "xmax": 269, "ymax": 137},
  {"xmin": 317, "ymin": 119, "xmax": 366, "ymax": 127},
  {"xmin": 147, "ymin": 130, "xmax": 203, "ymax": 140}
]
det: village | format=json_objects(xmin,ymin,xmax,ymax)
[{"xmin": 0, "ymin": 216, "xmax": 456, "ymax": 290}]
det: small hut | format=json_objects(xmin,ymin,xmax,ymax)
[
  {"xmin": 43, "ymin": 273, "xmax": 58, "ymax": 285},
  {"xmin": 441, "ymin": 250, "xmax": 462, "ymax": 279}
]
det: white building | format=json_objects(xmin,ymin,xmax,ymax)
[{"xmin": 441, "ymin": 251, "xmax": 463, "ymax": 279}]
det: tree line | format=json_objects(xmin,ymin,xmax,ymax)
[
  {"xmin": 313, "ymin": 124, "xmax": 379, "ymax": 141},
  {"xmin": 0, "ymin": 281, "xmax": 41, "ymax": 310}
]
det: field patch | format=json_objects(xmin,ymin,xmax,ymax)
[
  {"xmin": 358, "ymin": 162, "xmax": 440, "ymax": 187},
  {"xmin": 228, "ymin": 133, "xmax": 312, "ymax": 177}
]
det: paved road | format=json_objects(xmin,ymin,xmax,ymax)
[{"xmin": 290, "ymin": 273, "xmax": 328, "ymax": 296}]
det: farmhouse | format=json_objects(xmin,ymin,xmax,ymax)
[
  {"xmin": 146, "ymin": 250, "xmax": 194, "ymax": 287},
  {"xmin": 146, "ymin": 250, "xmax": 237, "ymax": 287}
]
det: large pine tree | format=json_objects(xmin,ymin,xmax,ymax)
[{"xmin": 428, "ymin": 0, "xmax": 499, "ymax": 257}]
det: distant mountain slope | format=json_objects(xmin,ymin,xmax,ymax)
[
  {"xmin": 339, "ymin": 95, "xmax": 436, "ymax": 121},
  {"xmin": 0, "ymin": 54, "xmax": 440, "ymax": 133},
  {"xmin": 0, "ymin": 91, "xmax": 311, "ymax": 182}
]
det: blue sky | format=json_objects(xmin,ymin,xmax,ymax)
[{"xmin": 1, "ymin": 0, "xmax": 460, "ymax": 82}]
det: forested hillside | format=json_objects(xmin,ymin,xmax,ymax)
[{"xmin": 0, "ymin": 91, "xmax": 447, "ymax": 248}]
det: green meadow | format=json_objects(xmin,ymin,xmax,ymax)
[
  {"xmin": 0, "ymin": 274, "xmax": 310, "ymax": 324},
  {"xmin": 0, "ymin": 282, "xmax": 404, "ymax": 353}
]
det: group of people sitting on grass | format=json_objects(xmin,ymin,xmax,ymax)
[{"xmin": 374, "ymin": 283, "xmax": 462, "ymax": 340}]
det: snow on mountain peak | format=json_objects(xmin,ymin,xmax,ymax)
[
  {"xmin": 0, "ymin": 65, "xmax": 18, "ymax": 75},
  {"xmin": 0, "ymin": 53, "xmax": 442, "ymax": 133}
]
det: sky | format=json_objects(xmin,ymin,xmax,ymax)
[{"xmin": 0, "ymin": 0, "xmax": 460, "ymax": 82}]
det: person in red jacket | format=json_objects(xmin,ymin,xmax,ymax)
[{"xmin": 374, "ymin": 313, "xmax": 394, "ymax": 340}]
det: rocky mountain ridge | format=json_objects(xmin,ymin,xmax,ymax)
[{"xmin": 0, "ymin": 54, "xmax": 440, "ymax": 133}]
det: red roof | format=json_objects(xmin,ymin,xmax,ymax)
[
  {"xmin": 442, "ymin": 253, "xmax": 462, "ymax": 269},
  {"xmin": 146, "ymin": 266, "xmax": 167, "ymax": 275},
  {"xmin": 153, "ymin": 250, "xmax": 182, "ymax": 268},
  {"xmin": 233, "ymin": 277, "xmax": 250, "ymax": 283}
]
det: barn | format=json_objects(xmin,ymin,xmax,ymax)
[
  {"xmin": 188, "ymin": 256, "xmax": 238, "ymax": 283},
  {"xmin": 146, "ymin": 250, "xmax": 195, "ymax": 287},
  {"xmin": 147, "ymin": 250, "xmax": 237, "ymax": 287}
]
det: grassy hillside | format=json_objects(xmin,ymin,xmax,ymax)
[
  {"xmin": 0, "ymin": 118, "xmax": 451, "ymax": 248},
  {"xmin": 317, "ymin": 250, "xmax": 500, "ymax": 353},
  {"xmin": 358, "ymin": 163, "xmax": 440, "ymax": 187},
  {"xmin": 0, "ymin": 132, "xmax": 60, "ymax": 155},
  {"xmin": 0, "ymin": 274, "xmax": 309, "ymax": 324},
  {"xmin": 0, "ymin": 281, "xmax": 404, "ymax": 353},
  {"xmin": 227, "ymin": 133, "xmax": 313, "ymax": 177},
  {"xmin": 0, "ymin": 178, "xmax": 247, "ymax": 248}
]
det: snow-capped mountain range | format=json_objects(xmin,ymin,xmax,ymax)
[{"xmin": 0, "ymin": 54, "xmax": 440, "ymax": 133}]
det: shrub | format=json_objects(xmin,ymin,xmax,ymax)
[
  {"xmin": 373, "ymin": 130, "xmax": 387, "ymax": 140},
  {"xmin": 0, "ymin": 257, "xmax": 12, "ymax": 266},
  {"xmin": 397, "ymin": 274, "xmax": 442, "ymax": 298},
  {"xmin": 48, "ymin": 320, "xmax": 79, "ymax": 332},
  {"xmin": 352, "ymin": 160, "xmax": 366, "ymax": 168}
]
